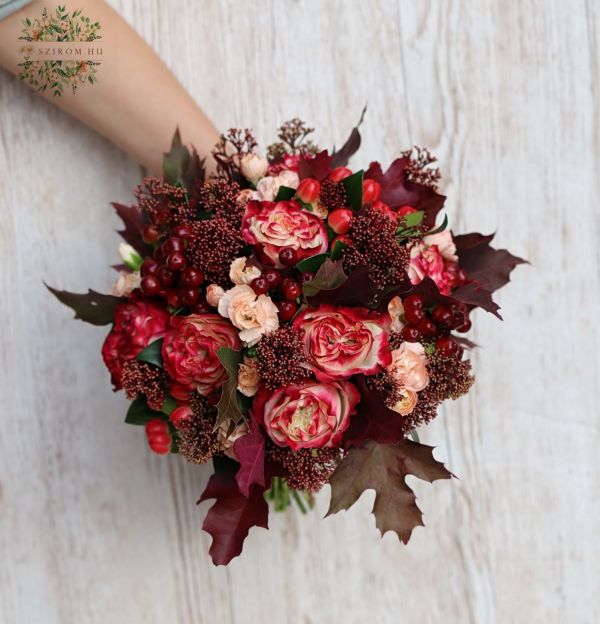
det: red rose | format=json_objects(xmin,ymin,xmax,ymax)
[
  {"xmin": 161, "ymin": 314, "xmax": 240, "ymax": 395},
  {"xmin": 293, "ymin": 305, "xmax": 391, "ymax": 381},
  {"xmin": 253, "ymin": 379, "xmax": 360, "ymax": 450},
  {"xmin": 241, "ymin": 200, "xmax": 328, "ymax": 267},
  {"xmin": 101, "ymin": 300, "xmax": 169, "ymax": 389}
]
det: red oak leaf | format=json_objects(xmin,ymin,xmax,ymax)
[
  {"xmin": 298, "ymin": 150, "xmax": 332, "ymax": 181},
  {"xmin": 198, "ymin": 457, "xmax": 268, "ymax": 566},
  {"xmin": 234, "ymin": 419, "xmax": 266, "ymax": 497},
  {"xmin": 327, "ymin": 440, "xmax": 453, "ymax": 543},
  {"xmin": 111, "ymin": 202, "xmax": 149, "ymax": 254},
  {"xmin": 330, "ymin": 106, "xmax": 367, "ymax": 168}
]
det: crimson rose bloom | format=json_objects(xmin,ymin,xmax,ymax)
[
  {"xmin": 253, "ymin": 379, "xmax": 360, "ymax": 450},
  {"xmin": 101, "ymin": 300, "xmax": 169, "ymax": 389},
  {"xmin": 162, "ymin": 314, "xmax": 241, "ymax": 395},
  {"xmin": 293, "ymin": 305, "xmax": 392, "ymax": 381},
  {"xmin": 241, "ymin": 200, "xmax": 328, "ymax": 267}
]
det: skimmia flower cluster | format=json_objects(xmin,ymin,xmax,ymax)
[{"xmin": 49, "ymin": 116, "xmax": 525, "ymax": 565}]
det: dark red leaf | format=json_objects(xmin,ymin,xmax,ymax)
[
  {"xmin": 298, "ymin": 150, "xmax": 333, "ymax": 181},
  {"xmin": 198, "ymin": 457, "xmax": 268, "ymax": 566},
  {"xmin": 452, "ymin": 282, "xmax": 502, "ymax": 319},
  {"xmin": 111, "ymin": 202, "xmax": 148, "ymax": 254},
  {"xmin": 182, "ymin": 145, "xmax": 206, "ymax": 200},
  {"xmin": 454, "ymin": 232, "xmax": 528, "ymax": 293},
  {"xmin": 327, "ymin": 440, "xmax": 453, "ymax": 543},
  {"xmin": 46, "ymin": 284, "xmax": 120, "ymax": 326},
  {"xmin": 234, "ymin": 419, "xmax": 266, "ymax": 497},
  {"xmin": 307, "ymin": 265, "xmax": 382, "ymax": 308},
  {"xmin": 330, "ymin": 106, "xmax": 367, "ymax": 168}
]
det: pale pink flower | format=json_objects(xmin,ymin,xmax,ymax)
[
  {"xmin": 229, "ymin": 257, "xmax": 262, "ymax": 285},
  {"xmin": 387, "ymin": 342, "xmax": 429, "ymax": 392},
  {"xmin": 205, "ymin": 284, "xmax": 225, "ymax": 307}
]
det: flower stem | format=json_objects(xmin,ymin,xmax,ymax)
[{"xmin": 291, "ymin": 489, "xmax": 307, "ymax": 513}]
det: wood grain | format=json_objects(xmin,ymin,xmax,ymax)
[{"xmin": 1, "ymin": 1, "xmax": 598, "ymax": 622}]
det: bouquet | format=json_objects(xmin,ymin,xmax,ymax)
[{"xmin": 49, "ymin": 114, "xmax": 525, "ymax": 565}]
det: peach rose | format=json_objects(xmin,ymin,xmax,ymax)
[
  {"xmin": 229, "ymin": 257, "xmax": 262, "ymax": 285},
  {"xmin": 255, "ymin": 170, "xmax": 300, "ymax": 202},
  {"xmin": 424, "ymin": 231, "xmax": 458, "ymax": 262},
  {"xmin": 111, "ymin": 270, "xmax": 141, "ymax": 297},
  {"xmin": 217, "ymin": 284, "xmax": 279, "ymax": 346},
  {"xmin": 391, "ymin": 387, "xmax": 418, "ymax": 415},
  {"xmin": 206, "ymin": 284, "xmax": 225, "ymax": 307},
  {"xmin": 240, "ymin": 153, "xmax": 269, "ymax": 184},
  {"xmin": 237, "ymin": 356, "xmax": 260, "ymax": 397},
  {"xmin": 387, "ymin": 342, "xmax": 429, "ymax": 392},
  {"xmin": 387, "ymin": 296, "xmax": 405, "ymax": 333},
  {"xmin": 236, "ymin": 188, "xmax": 259, "ymax": 206}
]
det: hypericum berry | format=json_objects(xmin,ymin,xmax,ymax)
[
  {"xmin": 156, "ymin": 265, "xmax": 176, "ymax": 287},
  {"xmin": 172, "ymin": 224, "xmax": 192, "ymax": 240},
  {"xmin": 456, "ymin": 318, "xmax": 472, "ymax": 333},
  {"xmin": 300, "ymin": 271, "xmax": 315, "ymax": 283},
  {"xmin": 141, "ymin": 275, "xmax": 161, "ymax": 296},
  {"xmin": 169, "ymin": 405, "xmax": 192, "ymax": 428},
  {"xmin": 153, "ymin": 208, "xmax": 170, "ymax": 225},
  {"xmin": 167, "ymin": 290, "xmax": 182, "ymax": 308},
  {"xmin": 398, "ymin": 205, "xmax": 418, "ymax": 216},
  {"xmin": 279, "ymin": 248, "xmax": 298, "ymax": 267},
  {"xmin": 251, "ymin": 276, "xmax": 269, "ymax": 295},
  {"xmin": 180, "ymin": 267, "xmax": 204, "ymax": 287},
  {"xmin": 296, "ymin": 178, "xmax": 321, "ymax": 203},
  {"xmin": 362, "ymin": 179, "xmax": 381, "ymax": 203},
  {"xmin": 164, "ymin": 237, "xmax": 183, "ymax": 253},
  {"xmin": 148, "ymin": 432, "xmax": 171, "ymax": 455},
  {"xmin": 432, "ymin": 305, "xmax": 454, "ymax": 327},
  {"xmin": 277, "ymin": 300, "xmax": 297, "ymax": 321},
  {"xmin": 166, "ymin": 252, "xmax": 187, "ymax": 271},
  {"xmin": 153, "ymin": 246, "xmax": 166, "ymax": 264},
  {"xmin": 141, "ymin": 258, "xmax": 159, "ymax": 276},
  {"xmin": 328, "ymin": 166, "xmax": 352, "ymax": 182},
  {"xmin": 180, "ymin": 287, "xmax": 200, "ymax": 307},
  {"xmin": 404, "ymin": 294, "xmax": 424, "ymax": 310},
  {"xmin": 332, "ymin": 234, "xmax": 352, "ymax": 247},
  {"xmin": 372, "ymin": 200, "xmax": 396, "ymax": 220},
  {"xmin": 400, "ymin": 325, "xmax": 421, "ymax": 342},
  {"xmin": 192, "ymin": 298, "xmax": 212, "ymax": 314},
  {"xmin": 145, "ymin": 419, "xmax": 168, "ymax": 437},
  {"xmin": 404, "ymin": 305, "xmax": 424, "ymax": 324},
  {"xmin": 435, "ymin": 336, "xmax": 460, "ymax": 358},
  {"xmin": 264, "ymin": 270, "xmax": 281, "ymax": 289},
  {"xmin": 142, "ymin": 224, "xmax": 161, "ymax": 244},
  {"xmin": 281, "ymin": 279, "xmax": 301, "ymax": 300},
  {"xmin": 328, "ymin": 208, "xmax": 353, "ymax": 234},
  {"xmin": 416, "ymin": 318, "xmax": 437, "ymax": 338}
]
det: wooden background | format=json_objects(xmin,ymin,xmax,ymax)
[{"xmin": 1, "ymin": 1, "xmax": 598, "ymax": 622}]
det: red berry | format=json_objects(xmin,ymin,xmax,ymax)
[
  {"xmin": 372, "ymin": 200, "xmax": 397, "ymax": 220},
  {"xmin": 180, "ymin": 267, "xmax": 203, "ymax": 287},
  {"xmin": 251, "ymin": 276, "xmax": 269, "ymax": 295},
  {"xmin": 153, "ymin": 246, "xmax": 166, "ymax": 264},
  {"xmin": 145, "ymin": 419, "xmax": 168, "ymax": 436},
  {"xmin": 180, "ymin": 287, "xmax": 200, "ymax": 307},
  {"xmin": 328, "ymin": 166, "xmax": 352, "ymax": 182},
  {"xmin": 166, "ymin": 252, "xmax": 187, "ymax": 271},
  {"xmin": 156, "ymin": 265, "xmax": 176, "ymax": 287},
  {"xmin": 172, "ymin": 224, "xmax": 192, "ymax": 240},
  {"xmin": 142, "ymin": 225, "xmax": 161, "ymax": 244},
  {"xmin": 153, "ymin": 208, "xmax": 170, "ymax": 225},
  {"xmin": 167, "ymin": 290, "xmax": 182, "ymax": 308},
  {"xmin": 264, "ymin": 270, "xmax": 281, "ymax": 289},
  {"xmin": 362, "ymin": 179, "xmax": 381, "ymax": 203},
  {"xmin": 277, "ymin": 300, "xmax": 297, "ymax": 321},
  {"xmin": 403, "ymin": 294, "xmax": 424, "ymax": 311},
  {"xmin": 141, "ymin": 258, "xmax": 159, "ymax": 276},
  {"xmin": 192, "ymin": 298, "xmax": 211, "ymax": 314},
  {"xmin": 400, "ymin": 325, "xmax": 421, "ymax": 342},
  {"xmin": 141, "ymin": 275, "xmax": 161, "ymax": 296},
  {"xmin": 281, "ymin": 279, "xmax": 301, "ymax": 300},
  {"xmin": 279, "ymin": 248, "xmax": 298, "ymax": 267},
  {"xmin": 398, "ymin": 205, "xmax": 418, "ymax": 216},
  {"xmin": 456, "ymin": 318, "xmax": 472, "ymax": 333},
  {"xmin": 456, "ymin": 269, "xmax": 468, "ymax": 286},
  {"xmin": 300, "ymin": 271, "xmax": 315, "ymax": 283},
  {"xmin": 404, "ymin": 306, "xmax": 424, "ymax": 324},
  {"xmin": 296, "ymin": 178, "xmax": 321, "ymax": 203},
  {"xmin": 435, "ymin": 336, "xmax": 460, "ymax": 358},
  {"xmin": 328, "ymin": 208, "xmax": 353, "ymax": 234},
  {"xmin": 432, "ymin": 305, "xmax": 454, "ymax": 327},
  {"xmin": 164, "ymin": 237, "xmax": 183, "ymax": 253},
  {"xmin": 148, "ymin": 433, "xmax": 171, "ymax": 455},
  {"xmin": 333, "ymin": 234, "xmax": 352, "ymax": 246},
  {"xmin": 416, "ymin": 318, "xmax": 438, "ymax": 338},
  {"xmin": 170, "ymin": 405, "xmax": 192, "ymax": 428}
]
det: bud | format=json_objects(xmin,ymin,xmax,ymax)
[
  {"xmin": 296, "ymin": 178, "xmax": 321, "ymax": 204},
  {"xmin": 118, "ymin": 243, "xmax": 143, "ymax": 271},
  {"xmin": 206, "ymin": 283, "xmax": 225, "ymax": 307},
  {"xmin": 328, "ymin": 208, "xmax": 353, "ymax": 234},
  {"xmin": 327, "ymin": 166, "xmax": 352, "ymax": 183},
  {"xmin": 362, "ymin": 179, "xmax": 381, "ymax": 203},
  {"xmin": 240, "ymin": 153, "xmax": 269, "ymax": 184}
]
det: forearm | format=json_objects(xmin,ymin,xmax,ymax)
[{"xmin": 0, "ymin": 0, "xmax": 219, "ymax": 174}]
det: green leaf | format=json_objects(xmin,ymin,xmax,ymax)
[
  {"xmin": 163, "ymin": 128, "xmax": 191, "ymax": 185},
  {"xmin": 160, "ymin": 395, "xmax": 177, "ymax": 416},
  {"xmin": 135, "ymin": 338, "xmax": 164, "ymax": 368},
  {"xmin": 402, "ymin": 210, "xmax": 424, "ymax": 228},
  {"xmin": 295, "ymin": 253, "xmax": 328, "ymax": 273},
  {"xmin": 341, "ymin": 169, "xmax": 364, "ymax": 211},
  {"xmin": 125, "ymin": 397, "xmax": 165, "ymax": 426},
  {"xmin": 46, "ymin": 285, "xmax": 120, "ymax": 326},
  {"xmin": 302, "ymin": 259, "xmax": 347, "ymax": 298},
  {"xmin": 215, "ymin": 347, "xmax": 246, "ymax": 428},
  {"xmin": 274, "ymin": 185, "xmax": 296, "ymax": 201},
  {"xmin": 330, "ymin": 239, "xmax": 348, "ymax": 261},
  {"xmin": 426, "ymin": 214, "xmax": 449, "ymax": 236}
]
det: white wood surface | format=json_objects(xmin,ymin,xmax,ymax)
[{"xmin": 1, "ymin": 1, "xmax": 599, "ymax": 622}]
